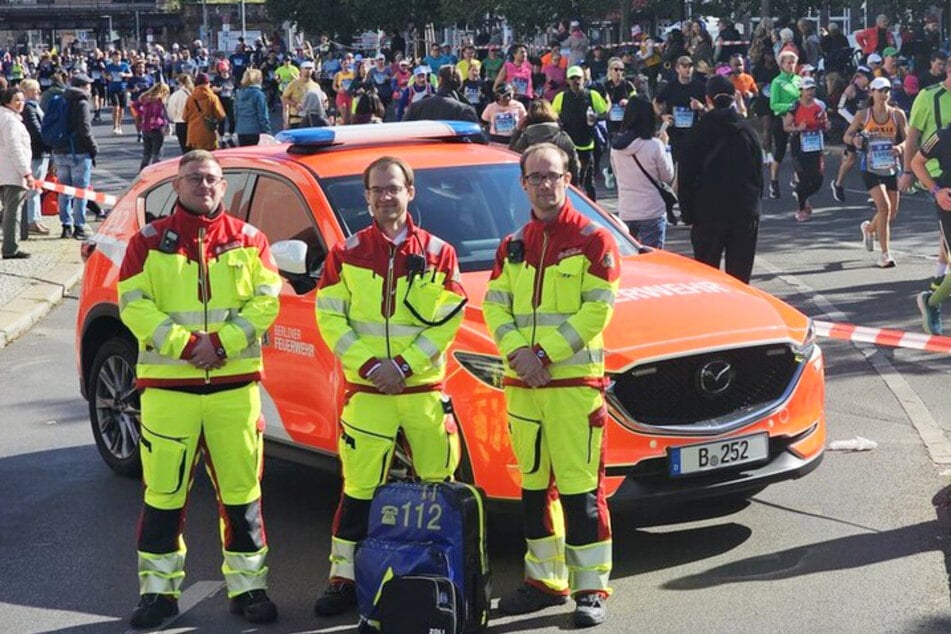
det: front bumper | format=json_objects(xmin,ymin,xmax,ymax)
[{"xmin": 608, "ymin": 423, "xmax": 825, "ymax": 507}]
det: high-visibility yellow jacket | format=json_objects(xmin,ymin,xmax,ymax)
[
  {"xmin": 483, "ymin": 203, "xmax": 619, "ymax": 386},
  {"xmin": 118, "ymin": 204, "xmax": 282, "ymax": 388},
  {"xmin": 316, "ymin": 217, "xmax": 466, "ymax": 390}
]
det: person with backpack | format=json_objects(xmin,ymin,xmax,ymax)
[
  {"xmin": 182, "ymin": 72, "xmax": 225, "ymax": 151},
  {"xmin": 47, "ymin": 73, "xmax": 98, "ymax": 240},
  {"xmin": 678, "ymin": 75, "xmax": 764, "ymax": 284},
  {"xmin": 135, "ymin": 83, "xmax": 171, "ymax": 171},
  {"xmin": 551, "ymin": 65, "xmax": 609, "ymax": 201},
  {"xmin": 0, "ymin": 86, "xmax": 35, "ymax": 259}
]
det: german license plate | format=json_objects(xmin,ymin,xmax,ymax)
[{"xmin": 668, "ymin": 433, "xmax": 769, "ymax": 476}]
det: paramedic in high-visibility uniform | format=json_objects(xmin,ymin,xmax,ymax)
[
  {"xmin": 314, "ymin": 156, "xmax": 467, "ymax": 617},
  {"xmin": 483, "ymin": 143, "xmax": 619, "ymax": 628},
  {"xmin": 118, "ymin": 150, "xmax": 282, "ymax": 629}
]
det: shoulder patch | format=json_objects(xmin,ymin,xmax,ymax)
[
  {"xmin": 241, "ymin": 224, "xmax": 259, "ymax": 238},
  {"xmin": 344, "ymin": 234, "xmax": 361, "ymax": 250},
  {"xmin": 141, "ymin": 224, "xmax": 159, "ymax": 238},
  {"xmin": 602, "ymin": 252, "xmax": 616, "ymax": 270},
  {"xmin": 580, "ymin": 222, "xmax": 597, "ymax": 237}
]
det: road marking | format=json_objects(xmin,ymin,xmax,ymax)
[
  {"xmin": 758, "ymin": 257, "xmax": 951, "ymax": 465},
  {"xmin": 122, "ymin": 580, "xmax": 224, "ymax": 633}
]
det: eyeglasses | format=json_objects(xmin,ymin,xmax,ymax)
[
  {"xmin": 182, "ymin": 174, "xmax": 224, "ymax": 187},
  {"xmin": 524, "ymin": 172, "xmax": 566, "ymax": 186},
  {"xmin": 611, "ymin": 67, "xmax": 624, "ymax": 72},
  {"xmin": 368, "ymin": 185, "xmax": 406, "ymax": 197},
  {"xmin": 679, "ymin": 63, "xmax": 693, "ymax": 68}
]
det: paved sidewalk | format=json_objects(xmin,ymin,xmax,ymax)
[{"xmin": 0, "ymin": 221, "xmax": 90, "ymax": 348}]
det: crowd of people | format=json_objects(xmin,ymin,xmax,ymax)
[{"xmin": 3, "ymin": 11, "xmax": 951, "ymax": 319}]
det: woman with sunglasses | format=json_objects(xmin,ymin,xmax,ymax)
[{"xmin": 843, "ymin": 76, "xmax": 908, "ymax": 268}]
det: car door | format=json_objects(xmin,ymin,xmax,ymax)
[{"xmin": 245, "ymin": 169, "xmax": 341, "ymax": 454}]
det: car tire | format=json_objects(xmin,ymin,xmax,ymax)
[{"xmin": 88, "ymin": 336, "xmax": 141, "ymax": 477}]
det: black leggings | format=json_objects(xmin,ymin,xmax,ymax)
[
  {"xmin": 793, "ymin": 151, "xmax": 824, "ymax": 209},
  {"xmin": 771, "ymin": 116, "xmax": 790, "ymax": 165}
]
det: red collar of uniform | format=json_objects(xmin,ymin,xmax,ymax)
[
  {"xmin": 371, "ymin": 214, "xmax": 419, "ymax": 247},
  {"xmin": 172, "ymin": 202, "xmax": 226, "ymax": 229},
  {"xmin": 529, "ymin": 200, "xmax": 575, "ymax": 227}
]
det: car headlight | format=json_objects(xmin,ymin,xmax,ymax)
[
  {"xmin": 794, "ymin": 319, "xmax": 817, "ymax": 361},
  {"xmin": 453, "ymin": 351, "xmax": 504, "ymax": 389}
]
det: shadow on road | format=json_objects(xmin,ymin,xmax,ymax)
[{"xmin": 661, "ymin": 486, "xmax": 951, "ymax": 595}]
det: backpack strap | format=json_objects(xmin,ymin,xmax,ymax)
[{"xmin": 935, "ymin": 87, "xmax": 946, "ymax": 130}]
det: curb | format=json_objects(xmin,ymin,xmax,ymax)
[{"xmin": 0, "ymin": 259, "xmax": 84, "ymax": 349}]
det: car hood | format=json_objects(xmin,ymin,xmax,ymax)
[{"xmin": 461, "ymin": 250, "xmax": 810, "ymax": 368}]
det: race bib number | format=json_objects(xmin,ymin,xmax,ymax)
[
  {"xmin": 40, "ymin": 78, "xmax": 51, "ymax": 86},
  {"xmin": 91, "ymin": 70, "xmax": 102, "ymax": 80},
  {"xmin": 673, "ymin": 106, "xmax": 694, "ymax": 128},
  {"xmin": 341, "ymin": 78, "xmax": 352, "ymax": 91},
  {"xmin": 609, "ymin": 103, "xmax": 625, "ymax": 122},
  {"xmin": 512, "ymin": 77, "xmax": 529, "ymax": 96},
  {"xmin": 465, "ymin": 87, "xmax": 481, "ymax": 104},
  {"xmin": 868, "ymin": 139, "xmax": 895, "ymax": 171},
  {"xmin": 800, "ymin": 130, "xmax": 824, "ymax": 153},
  {"xmin": 494, "ymin": 112, "xmax": 516, "ymax": 135}
]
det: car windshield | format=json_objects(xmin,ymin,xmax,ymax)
[{"xmin": 321, "ymin": 163, "xmax": 637, "ymax": 272}]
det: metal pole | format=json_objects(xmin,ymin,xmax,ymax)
[
  {"xmin": 135, "ymin": 11, "xmax": 140, "ymax": 50},
  {"xmin": 202, "ymin": 0, "xmax": 208, "ymax": 44},
  {"xmin": 241, "ymin": 0, "xmax": 247, "ymax": 41}
]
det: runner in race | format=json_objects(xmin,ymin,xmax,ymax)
[
  {"xmin": 831, "ymin": 67, "xmax": 872, "ymax": 203},
  {"xmin": 481, "ymin": 83, "xmax": 526, "ymax": 144},
  {"xmin": 783, "ymin": 76, "xmax": 829, "ymax": 222},
  {"xmin": 843, "ymin": 76, "xmax": 908, "ymax": 268},
  {"xmin": 332, "ymin": 55, "xmax": 355, "ymax": 125},
  {"xmin": 493, "ymin": 44, "xmax": 534, "ymax": 105}
]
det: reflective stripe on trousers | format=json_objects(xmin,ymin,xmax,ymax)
[
  {"xmin": 222, "ymin": 547, "xmax": 269, "ymax": 597},
  {"xmin": 330, "ymin": 536, "xmax": 357, "ymax": 581},
  {"xmin": 524, "ymin": 535, "xmax": 568, "ymax": 594},
  {"xmin": 566, "ymin": 540, "xmax": 613, "ymax": 596},
  {"xmin": 138, "ymin": 549, "xmax": 186, "ymax": 596}
]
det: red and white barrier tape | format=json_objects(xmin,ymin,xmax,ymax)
[
  {"xmin": 815, "ymin": 320, "xmax": 951, "ymax": 355},
  {"xmin": 35, "ymin": 179, "xmax": 118, "ymax": 207}
]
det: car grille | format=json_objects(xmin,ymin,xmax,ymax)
[{"xmin": 609, "ymin": 344, "xmax": 799, "ymax": 427}]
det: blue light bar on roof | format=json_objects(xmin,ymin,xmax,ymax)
[{"xmin": 275, "ymin": 120, "xmax": 485, "ymax": 147}]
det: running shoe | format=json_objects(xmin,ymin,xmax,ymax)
[
  {"xmin": 877, "ymin": 252, "xmax": 896, "ymax": 268},
  {"xmin": 602, "ymin": 167, "xmax": 615, "ymax": 189},
  {"xmin": 795, "ymin": 203, "xmax": 812, "ymax": 223},
  {"xmin": 917, "ymin": 291, "xmax": 943, "ymax": 335},
  {"xmin": 769, "ymin": 181, "xmax": 780, "ymax": 199},
  {"xmin": 831, "ymin": 181, "xmax": 845, "ymax": 203},
  {"xmin": 860, "ymin": 220, "xmax": 874, "ymax": 251}
]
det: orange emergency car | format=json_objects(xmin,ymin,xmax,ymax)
[{"xmin": 76, "ymin": 121, "xmax": 825, "ymax": 507}]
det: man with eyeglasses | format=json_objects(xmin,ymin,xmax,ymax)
[
  {"xmin": 599, "ymin": 58, "xmax": 638, "ymax": 189},
  {"xmin": 314, "ymin": 156, "xmax": 466, "ymax": 618},
  {"xmin": 484, "ymin": 143, "xmax": 619, "ymax": 627},
  {"xmin": 653, "ymin": 55, "xmax": 706, "ymax": 207},
  {"xmin": 118, "ymin": 150, "xmax": 282, "ymax": 628}
]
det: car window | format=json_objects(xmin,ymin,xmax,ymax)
[
  {"xmin": 247, "ymin": 173, "xmax": 327, "ymax": 273},
  {"xmin": 140, "ymin": 171, "xmax": 252, "ymax": 222},
  {"xmin": 321, "ymin": 163, "xmax": 636, "ymax": 272},
  {"xmin": 143, "ymin": 181, "xmax": 175, "ymax": 222}
]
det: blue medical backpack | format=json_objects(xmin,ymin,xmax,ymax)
[{"xmin": 355, "ymin": 481, "xmax": 491, "ymax": 633}]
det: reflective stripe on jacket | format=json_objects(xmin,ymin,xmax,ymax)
[
  {"xmin": 118, "ymin": 204, "xmax": 281, "ymax": 388},
  {"xmin": 483, "ymin": 203, "xmax": 619, "ymax": 381},
  {"xmin": 315, "ymin": 217, "xmax": 465, "ymax": 388}
]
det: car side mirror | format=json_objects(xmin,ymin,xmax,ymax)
[{"xmin": 271, "ymin": 239, "xmax": 317, "ymax": 295}]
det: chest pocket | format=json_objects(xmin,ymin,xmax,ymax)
[
  {"xmin": 405, "ymin": 275, "xmax": 444, "ymax": 325},
  {"xmin": 552, "ymin": 255, "xmax": 586, "ymax": 313},
  {"xmin": 221, "ymin": 249, "xmax": 256, "ymax": 300}
]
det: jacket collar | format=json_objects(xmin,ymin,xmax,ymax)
[
  {"xmin": 172, "ymin": 202, "xmax": 225, "ymax": 229},
  {"xmin": 371, "ymin": 213, "xmax": 419, "ymax": 247}
]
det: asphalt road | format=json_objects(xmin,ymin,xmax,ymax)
[{"xmin": 1, "ymin": 122, "xmax": 951, "ymax": 632}]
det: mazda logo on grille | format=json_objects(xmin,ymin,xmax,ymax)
[{"xmin": 698, "ymin": 360, "xmax": 734, "ymax": 396}]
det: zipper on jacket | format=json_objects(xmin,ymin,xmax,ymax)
[
  {"xmin": 198, "ymin": 227, "xmax": 210, "ymax": 384},
  {"xmin": 531, "ymin": 230, "xmax": 549, "ymax": 345},
  {"xmin": 383, "ymin": 245, "xmax": 396, "ymax": 359}
]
